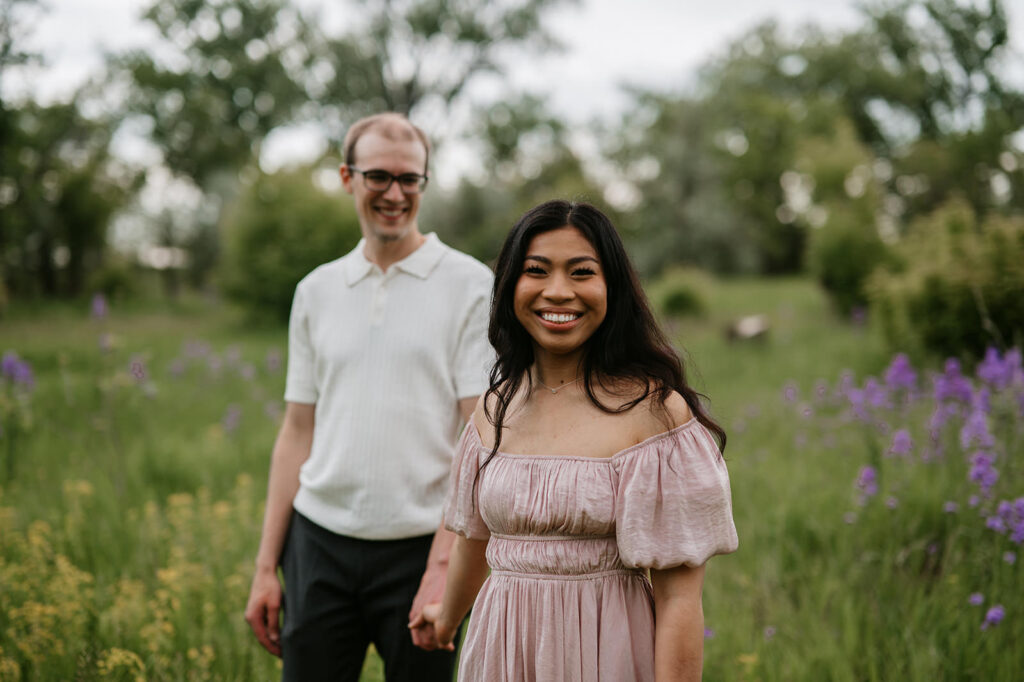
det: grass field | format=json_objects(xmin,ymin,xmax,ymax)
[{"xmin": 0, "ymin": 277, "xmax": 1020, "ymax": 680}]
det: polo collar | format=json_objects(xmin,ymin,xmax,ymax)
[{"xmin": 344, "ymin": 233, "xmax": 446, "ymax": 286}]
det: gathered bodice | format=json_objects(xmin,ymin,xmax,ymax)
[{"xmin": 478, "ymin": 453, "xmax": 626, "ymax": 576}]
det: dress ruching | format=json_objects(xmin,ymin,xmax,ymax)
[{"xmin": 443, "ymin": 419, "xmax": 739, "ymax": 682}]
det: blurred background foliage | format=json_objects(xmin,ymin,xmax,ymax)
[{"xmin": 1, "ymin": 0, "xmax": 1023, "ymax": 359}]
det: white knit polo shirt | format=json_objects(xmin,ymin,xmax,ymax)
[{"xmin": 285, "ymin": 233, "xmax": 494, "ymax": 540}]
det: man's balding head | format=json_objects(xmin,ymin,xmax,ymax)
[{"xmin": 343, "ymin": 113, "xmax": 431, "ymax": 173}]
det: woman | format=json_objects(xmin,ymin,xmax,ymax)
[{"xmin": 413, "ymin": 200, "xmax": 738, "ymax": 680}]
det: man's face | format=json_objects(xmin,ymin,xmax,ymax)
[{"xmin": 341, "ymin": 131, "xmax": 428, "ymax": 245}]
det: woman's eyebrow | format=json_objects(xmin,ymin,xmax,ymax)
[{"xmin": 523, "ymin": 255, "xmax": 599, "ymax": 265}]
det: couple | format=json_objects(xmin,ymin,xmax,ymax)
[{"xmin": 244, "ymin": 112, "xmax": 738, "ymax": 682}]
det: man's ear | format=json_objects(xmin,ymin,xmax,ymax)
[{"xmin": 339, "ymin": 164, "xmax": 354, "ymax": 194}]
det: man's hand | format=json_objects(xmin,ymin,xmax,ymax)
[
  {"xmin": 408, "ymin": 561, "xmax": 447, "ymax": 649},
  {"xmin": 244, "ymin": 567, "xmax": 284, "ymax": 657},
  {"xmin": 409, "ymin": 603, "xmax": 456, "ymax": 651}
]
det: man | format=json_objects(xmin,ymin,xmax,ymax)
[{"xmin": 244, "ymin": 112, "xmax": 493, "ymax": 681}]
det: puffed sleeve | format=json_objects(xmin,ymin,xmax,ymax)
[
  {"xmin": 614, "ymin": 422, "xmax": 738, "ymax": 569},
  {"xmin": 444, "ymin": 423, "xmax": 491, "ymax": 540}
]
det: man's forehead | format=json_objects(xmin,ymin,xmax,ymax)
[{"xmin": 353, "ymin": 126, "xmax": 427, "ymax": 161}]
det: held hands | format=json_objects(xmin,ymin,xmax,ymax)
[
  {"xmin": 408, "ymin": 560, "xmax": 448, "ymax": 650},
  {"xmin": 244, "ymin": 568, "xmax": 283, "ymax": 657},
  {"xmin": 408, "ymin": 603, "xmax": 456, "ymax": 651}
]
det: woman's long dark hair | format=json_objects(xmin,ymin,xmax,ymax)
[{"xmin": 481, "ymin": 199, "xmax": 726, "ymax": 477}]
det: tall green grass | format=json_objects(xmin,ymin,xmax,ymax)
[{"xmin": 0, "ymin": 278, "xmax": 1018, "ymax": 680}]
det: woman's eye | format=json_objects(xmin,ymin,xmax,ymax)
[
  {"xmin": 572, "ymin": 267, "xmax": 596, "ymax": 277},
  {"xmin": 524, "ymin": 266, "xmax": 546, "ymax": 275}
]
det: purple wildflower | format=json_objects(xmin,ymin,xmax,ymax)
[
  {"xmin": 934, "ymin": 359, "xmax": 973, "ymax": 403},
  {"xmin": 969, "ymin": 495, "xmax": 980, "ymax": 508},
  {"xmin": 223, "ymin": 405, "xmax": 242, "ymax": 433},
  {"xmin": 129, "ymin": 357, "xmax": 147, "ymax": 383},
  {"xmin": 1004, "ymin": 552, "xmax": 1016, "ymax": 565},
  {"xmin": 969, "ymin": 593, "xmax": 984, "ymax": 606},
  {"xmin": 886, "ymin": 496, "xmax": 899, "ymax": 509},
  {"xmin": 814, "ymin": 380, "xmax": 828, "ymax": 402},
  {"xmin": 266, "ymin": 348, "xmax": 282, "ymax": 373},
  {"xmin": 864, "ymin": 378, "xmax": 889, "ymax": 409},
  {"xmin": 977, "ymin": 347, "xmax": 1013, "ymax": 390},
  {"xmin": 986, "ymin": 515, "xmax": 1007, "ymax": 534},
  {"xmin": 1, "ymin": 351, "xmax": 34, "ymax": 389},
  {"xmin": 884, "ymin": 353, "xmax": 917, "ymax": 392},
  {"xmin": 703, "ymin": 628, "xmax": 715, "ymax": 640},
  {"xmin": 887, "ymin": 429, "xmax": 913, "ymax": 457},
  {"xmin": 856, "ymin": 466, "xmax": 879, "ymax": 504},
  {"xmin": 764, "ymin": 626, "xmax": 776, "ymax": 641},
  {"xmin": 837, "ymin": 371, "xmax": 856, "ymax": 398},
  {"xmin": 959, "ymin": 408, "xmax": 995, "ymax": 450},
  {"xmin": 90, "ymin": 293, "xmax": 108, "ymax": 320},
  {"xmin": 240, "ymin": 364, "xmax": 256, "ymax": 381},
  {"xmin": 782, "ymin": 381, "xmax": 799, "ymax": 403},
  {"xmin": 943, "ymin": 501, "xmax": 959, "ymax": 513},
  {"xmin": 981, "ymin": 605, "xmax": 1005, "ymax": 630},
  {"xmin": 969, "ymin": 451, "xmax": 999, "ymax": 494}
]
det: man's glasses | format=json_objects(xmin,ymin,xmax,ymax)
[{"xmin": 349, "ymin": 167, "xmax": 429, "ymax": 194}]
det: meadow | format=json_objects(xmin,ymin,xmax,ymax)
[{"xmin": 0, "ymin": 277, "xmax": 1020, "ymax": 681}]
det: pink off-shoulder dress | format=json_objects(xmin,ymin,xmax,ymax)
[{"xmin": 444, "ymin": 418, "xmax": 739, "ymax": 682}]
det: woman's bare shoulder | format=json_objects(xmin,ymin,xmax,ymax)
[{"xmin": 633, "ymin": 388, "xmax": 694, "ymax": 439}]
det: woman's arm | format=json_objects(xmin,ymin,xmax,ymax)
[
  {"xmin": 651, "ymin": 563, "xmax": 706, "ymax": 681},
  {"xmin": 409, "ymin": 534, "xmax": 489, "ymax": 649}
]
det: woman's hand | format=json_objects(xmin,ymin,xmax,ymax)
[{"xmin": 409, "ymin": 602, "xmax": 457, "ymax": 651}]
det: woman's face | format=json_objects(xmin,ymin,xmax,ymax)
[{"xmin": 513, "ymin": 226, "xmax": 608, "ymax": 357}]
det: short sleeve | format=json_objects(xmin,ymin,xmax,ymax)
[
  {"xmin": 451, "ymin": 273, "xmax": 494, "ymax": 400},
  {"xmin": 614, "ymin": 423, "xmax": 738, "ymax": 569},
  {"xmin": 443, "ymin": 423, "xmax": 491, "ymax": 540},
  {"xmin": 283, "ymin": 282, "xmax": 318, "ymax": 404}
]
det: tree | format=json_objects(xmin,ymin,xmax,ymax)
[
  {"xmin": 611, "ymin": 0, "xmax": 1023, "ymax": 278},
  {"xmin": 313, "ymin": 0, "xmax": 572, "ymax": 137},
  {"xmin": 1, "ymin": 0, "xmax": 138, "ymax": 300},
  {"xmin": 424, "ymin": 93, "xmax": 612, "ymax": 266}
]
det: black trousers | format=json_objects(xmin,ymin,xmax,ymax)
[{"xmin": 280, "ymin": 511, "xmax": 459, "ymax": 682}]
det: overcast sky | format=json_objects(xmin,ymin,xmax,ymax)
[{"xmin": 9, "ymin": 0, "xmax": 1024, "ymax": 186}]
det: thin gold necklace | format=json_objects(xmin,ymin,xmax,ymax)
[{"xmin": 536, "ymin": 376, "xmax": 581, "ymax": 394}]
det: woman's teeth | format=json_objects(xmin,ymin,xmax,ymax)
[{"xmin": 540, "ymin": 312, "xmax": 579, "ymax": 323}]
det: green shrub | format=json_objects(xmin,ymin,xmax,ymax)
[
  {"xmin": 87, "ymin": 259, "xmax": 138, "ymax": 300},
  {"xmin": 222, "ymin": 169, "xmax": 361, "ymax": 323},
  {"xmin": 648, "ymin": 267, "xmax": 711, "ymax": 318},
  {"xmin": 868, "ymin": 198, "xmax": 1024, "ymax": 360},
  {"xmin": 807, "ymin": 207, "xmax": 892, "ymax": 316}
]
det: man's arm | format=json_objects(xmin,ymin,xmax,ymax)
[
  {"xmin": 408, "ymin": 395, "xmax": 478, "ymax": 649},
  {"xmin": 651, "ymin": 563, "xmax": 706, "ymax": 681},
  {"xmin": 244, "ymin": 401, "xmax": 315, "ymax": 657}
]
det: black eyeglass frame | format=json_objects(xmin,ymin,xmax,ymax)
[{"xmin": 348, "ymin": 167, "xmax": 430, "ymax": 194}]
